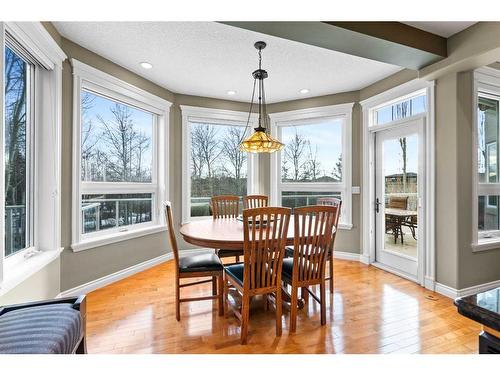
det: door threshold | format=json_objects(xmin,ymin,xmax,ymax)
[{"xmin": 371, "ymin": 261, "xmax": 419, "ymax": 284}]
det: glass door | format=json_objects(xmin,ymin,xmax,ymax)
[{"xmin": 375, "ymin": 117, "xmax": 425, "ymax": 281}]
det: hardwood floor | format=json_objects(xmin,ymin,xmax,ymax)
[{"xmin": 85, "ymin": 258, "xmax": 480, "ymax": 354}]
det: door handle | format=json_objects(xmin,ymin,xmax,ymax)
[{"xmin": 375, "ymin": 198, "xmax": 381, "ymax": 213}]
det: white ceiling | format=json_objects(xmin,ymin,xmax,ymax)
[
  {"xmin": 402, "ymin": 22, "xmax": 477, "ymax": 38},
  {"xmin": 54, "ymin": 22, "xmax": 403, "ymax": 103}
]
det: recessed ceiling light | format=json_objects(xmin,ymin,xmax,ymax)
[
  {"xmin": 140, "ymin": 62, "xmax": 153, "ymax": 69},
  {"xmin": 227, "ymin": 90, "xmax": 237, "ymax": 95},
  {"xmin": 299, "ymin": 88, "xmax": 310, "ymax": 94}
]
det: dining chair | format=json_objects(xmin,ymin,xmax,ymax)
[
  {"xmin": 211, "ymin": 195, "xmax": 240, "ymax": 219},
  {"xmin": 164, "ymin": 201, "xmax": 224, "ymax": 321},
  {"xmin": 282, "ymin": 205, "xmax": 336, "ymax": 332},
  {"xmin": 243, "ymin": 195, "xmax": 268, "ymax": 209},
  {"xmin": 316, "ymin": 197, "xmax": 342, "ymax": 294},
  {"xmin": 386, "ymin": 196, "xmax": 408, "ymax": 244},
  {"xmin": 223, "ymin": 206, "xmax": 291, "ymax": 344},
  {"xmin": 211, "ymin": 195, "xmax": 243, "ymax": 263}
]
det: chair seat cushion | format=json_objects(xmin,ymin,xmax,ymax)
[
  {"xmin": 216, "ymin": 249, "xmax": 243, "ymax": 258},
  {"xmin": 0, "ymin": 303, "xmax": 82, "ymax": 354},
  {"xmin": 224, "ymin": 263, "xmax": 244, "ymax": 286},
  {"xmin": 282, "ymin": 258, "xmax": 294, "ymax": 279},
  {"xmin": 179, "ymin": 253, "xmax": 223, "ymax": 273}
]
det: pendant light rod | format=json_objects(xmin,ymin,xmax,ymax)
[
  {"xmin": 240, "ymin": 41, "xmax": 284, "ymax": 153},
  {"xmin": 252, "ymin": 41, "xmax": 268, "ymax": 132}
]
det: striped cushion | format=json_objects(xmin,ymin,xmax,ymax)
[{"xmin": 0, "ymin": 303, "xmax": 82, "ymax": 354}]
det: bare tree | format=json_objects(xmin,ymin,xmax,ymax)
[
  {"xmin": 191, "ymin": 124, "xmax": 222, "ymax": 196},
  {"xmin": 399, "ymin": 137, "xmax": 407, "ymax": 191},
  {"xmin": 332, "ymin": 154, "xmax": 342, "ymax": 182},
  {"xmin": 81, "ymin": 92, "xmax": 99, "ymax": 180},
  {"xmin": 192, "ymin": 124, "xmax": 222, "ymax": 179},
  {"xmin": 284, "ymin": 130, "xmax": 308, "ymax": 181},
  {"xmin": 395, "ymin": 101, "xmax": 410, "ymax": 192},
  {"xmin": 97, "ymin": 103, "xmax": 151, "ymax": 182},
  {"xmin": 221, "ymin": 127, "xmax": 247, "ymax": 187},
  {"xmin": 305, "ymin": 142, "xmax": 322, "ymax": 181},
  {"xmin": 4, "ymin": 48, "xmax": 27, "ymax": 207}
]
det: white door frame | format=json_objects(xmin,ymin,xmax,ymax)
[
  {"xmin": 374, "ymin": 117, "xmax": 425, "ymax": 283},
  {"xmin": 360, "ymin": 79, "xmax": 436, "ymax": 290}
]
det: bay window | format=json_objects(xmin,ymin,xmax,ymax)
[
  {"xmin": 72, "ymin": 60, "xmax": 171, "ymax": 251},
  {"xmin": 4, "ymin": 43, "xmax": 34, "ymax": 257},
  {"xmin": 1, "ymin": 22, "xmax": 65, "ymax": 295},
  {"xmin": 270, "ymin": 104, "xmax": 354, "ymax": 228},
  {"xmin": 181, "ymin": 106, "xmax": 258, "ymax": 223},
  {"xmin": 473, "ymin": 67, "xmax": 500, "ymax": 250}
]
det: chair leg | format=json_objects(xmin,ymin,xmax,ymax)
[
  {"xmin": 175, "ymin": 276, "xmax": 180, "ymax": 321},
  {"xmin": 217, "ymin": 274, "xmax": 224, "ymax": 316},
  {"xmin": 236, "ymin": 255, "xmax": 240, "ymax": 263},
  {"xmin": 290, "ymin": 286, "xmax": 298, "ymax": 333},
  {"xmin": 223, "ymin": 278, "xmax": 229, "ymax": 317},
  {"xmin": 320, "ymin": 281, "xmax": 326, "ymax": 326},
  {"xmin": 329, "ymin": 255, "xmax": 334, "ymax": 294},
  {"xmin": 301, "ymin": 287, "xmax": 309, "ymax": 305},
  {"xmin": 212, "ymin": 276, "xmax": 217, "ymax": 296},
  {"xmin": 75, "ymin": 337, "xmax": 87, "ymax": 354},
  {"xmin": 275, "ymin": 287, "xmax": 283, "ymax": 337},
  {"xmin": 241, "ymin": 295, "xmax": 250, "ymax": 344}
]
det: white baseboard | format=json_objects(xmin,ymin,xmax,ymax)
[
  {"xmin": 435, "ymin": 279, "xmax": 500, "ymax": 299},
  {"xmin": 333, "ymin": 251, "xmax": 361, "ymax": 262},
  {"xmin": 424, "ymin": 276, "xmax": 436, "ymax": 291},
  {"xmin": 57, "ymin": 248, "xmax": 210, "ymax": 298},
  {"xmin": 359, "ymin": 254, "xmax": 370, "ymax": 265}
]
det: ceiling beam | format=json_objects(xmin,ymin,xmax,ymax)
[{"xmin": 220, "ymin": 21, "xmax": 447, "ymax": 70}]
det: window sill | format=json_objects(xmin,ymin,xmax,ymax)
[
  {"xmin": 0, "ymin": 248, "xmax": 63, "ymax": 297},
  {"xmin": 472, "ymin": 240, "xmax": 500, "ymax": 252},
  {"xmin": 71, "ymin": 224, "xmax": 167, "ymax": 252},
  {"xmin": 338, "ymin": 223, "xmax": 353, "ymax": 230}
]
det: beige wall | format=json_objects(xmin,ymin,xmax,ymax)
[
  {"xmin": 435, "ymin": 72, "xmax": 460, "ymax": 288},
  {"xmin": 0, "ymin": 258, "xmax": 60, "ymax": 305}
]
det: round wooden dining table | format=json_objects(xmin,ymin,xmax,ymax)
[{"xmin": 179, "ymin": 217, "xmax": 301, "ymax": 250}]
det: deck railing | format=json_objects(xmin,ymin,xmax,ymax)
[
  {"xmin": 5, "ymin": 205, "xmax": 26, "ymax": 256},
  {"xmin": 81, "ymin": 197, "xmax": 152, "ymax": 234}
]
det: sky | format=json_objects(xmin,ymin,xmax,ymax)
[
  {"xmin": 375, "ymin": 95, "xmax": 425, "ymax": 176},
  {"xmin": 281, "ymin": 118, "xmax": 343, "ymax": 177},
  {"xmin": 82, "ymin": 89, "xmax": 154, "ymax": 172},
  {"xmin": 382, "ymin": 134, "xmax": 418, "ymax": 176}
]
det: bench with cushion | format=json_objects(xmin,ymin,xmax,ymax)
[{"xmin": 0, "ymin": 296, "xmax": 86, "ymax": 354}]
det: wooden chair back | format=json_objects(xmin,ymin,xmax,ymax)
[
  {"xmin": 211, "ymin": 195, "xmax": 240, "ymax": 219},
  {"xmin": 244, "ymin": 195, "xmax": 268, "ymax": 209},
  {"xmin": 291, "ymin": 205, "xmax": 336, "ymax": 282},
  {"xmin": 317, "ymin": 198, "xmax": 342, "ymax": 251},
  {"xmin": 163, "ymin": 201, "xmax": 180, "ymax": 268},
  {"xmin": 388, "ymin": 196, "xmax": 408, "ymax": 210},
  {"xmin": 242, "ymin": 207, "xmax": 291, "ymax": 293}
]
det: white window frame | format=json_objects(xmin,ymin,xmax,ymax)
[
  {"xmin": 269, "ymin": 103, "xmax": 354, "ymax": 229},
  {"xmin": 472, "ymin": 67, "xmax": 500, "ymax": 251},
  {"xmin": 1, "ymin": 22, "xmax": 66, "ymax": 296},
  {"xmin": 180, "ymin": 105, "xmax": 259, "ymax": 224},
  {"xmin": 71, "ymin": 59, "xmax": 172, "ymax": 252}
]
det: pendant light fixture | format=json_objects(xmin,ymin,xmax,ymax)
[{"xmin": 240, "ymin": 41, "xmax": 284, "ymax": 153}]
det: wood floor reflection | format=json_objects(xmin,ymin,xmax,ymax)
[{"xmin": 85, "ymin": 258, "xmax": 479, "ymax": 354}]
